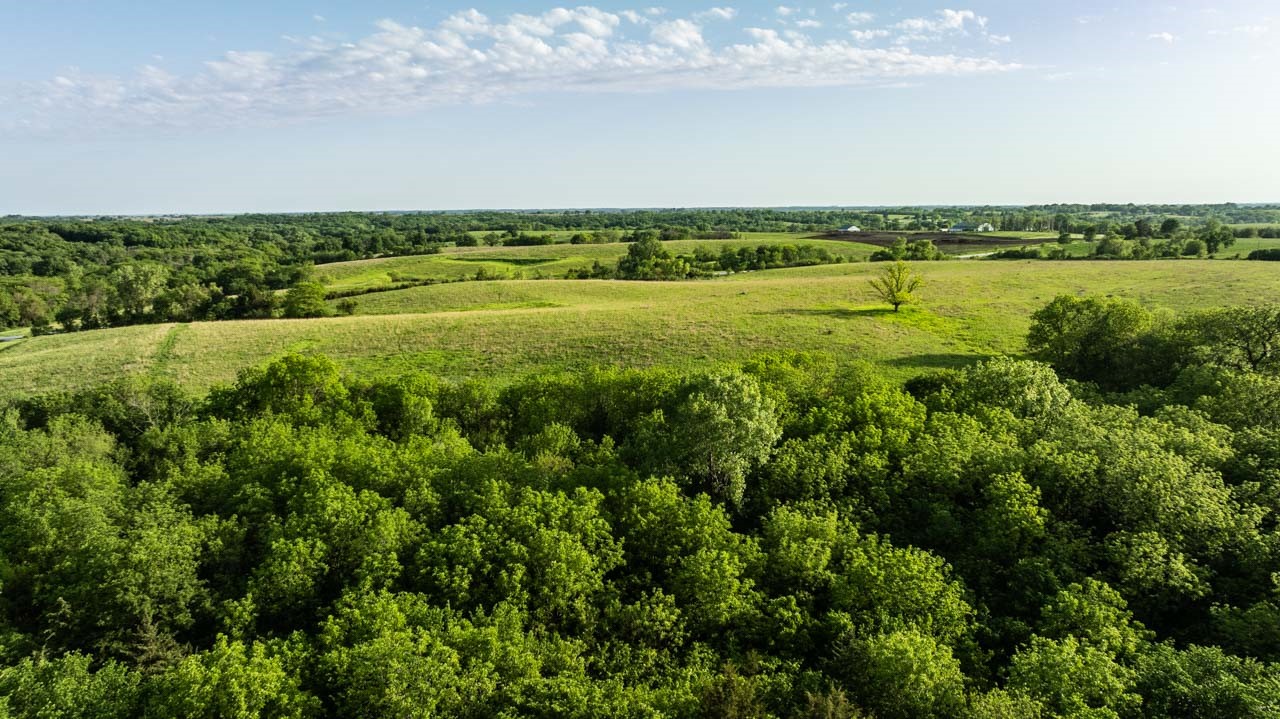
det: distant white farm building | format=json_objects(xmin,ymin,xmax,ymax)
[
  {"xmin": 947, "ymin": 222, "xmax": 996, "ymax": 233},
  {"xmin": 839, "ymin": 225, "xmax": 862, "ymax": 233}
]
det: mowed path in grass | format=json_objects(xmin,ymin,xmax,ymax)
[{"xmin": 1, "ymin": 260, "xmax": 1277, "ymax": 396}]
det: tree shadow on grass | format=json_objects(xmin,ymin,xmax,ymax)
[
  {"xmin": 762, "ymin": 307, "xmax": 899, "ymax": 319},
  {"xmin": 884, "ymin": 353, "xmax": 991, "ymax": 370}
]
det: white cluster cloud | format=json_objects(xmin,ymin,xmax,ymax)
[
  {"xmin": 850, "ymin": 28, "xmax": 890, "ymax": 42},
  {"xmin": 5, "ymin": 5, "xmax": 1019, "ymax": 133},
  {"xmin": 651, "ymin": 18, "xmax": 705, "ymax": 50},
  {"xmin": 893, "ymin": 9, "xmax": 998, "ymax": 44}
]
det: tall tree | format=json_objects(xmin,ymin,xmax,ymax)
[
  {"xmin": 110, "ymin": 263, "xmax": 169, "ymax": 322},
  {"xmin": 1198, "ymin": 218, "xmax": 1236, "ymax": 254},
  {"xmin": 282, "ymin": 281, "xmax": 330, "ymax": 319},
  {"xmin": 631, "ymin": 371, "xmax": 781, "ymax": 507},
  {"xmin": 869, "ymin": 261, "xmax": 923, "ymax": 312}
]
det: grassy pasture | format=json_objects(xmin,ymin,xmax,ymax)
[
  {"xmin": 2, "ymin": 259, "xmax": 1278, "ymax": 397},
  {"xmin": 980, "ymin": 240, "xmax": 1096, "ymax": 258},
  {"xmin": 979, "ymin": 231, "xmax": 1060, "ymax": 240},
  {"xmin": 1223, "ymin": 237, "xmax": 1280, "ymax": 257}
]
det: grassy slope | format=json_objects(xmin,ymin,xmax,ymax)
[{"xmin": 2, "ymin": 259, "xmax": 1278, "ymax": 396}]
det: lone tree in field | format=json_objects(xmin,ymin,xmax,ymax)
[{"xmin": 869, "ymin": 261, "xmax": 923, "ymax": 312}]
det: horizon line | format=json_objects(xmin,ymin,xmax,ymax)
[{"xmin": 7, "ymin": 201, "xmax": 1280, "ymax": 219}]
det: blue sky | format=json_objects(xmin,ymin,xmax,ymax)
[{"xmin": 1, "ymin": 1, "xmax": 1276, "ymax": 214}]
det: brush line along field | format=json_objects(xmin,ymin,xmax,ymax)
[
  {"xmin": 314, "ymin": 235, "xmax": 882, "ymax": 292},
  {"xmin": 312, "ymin": 234, "xmax": 1057, "ymax": 293}
]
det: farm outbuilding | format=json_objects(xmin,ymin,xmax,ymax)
[
  {"xmin": 947, "ymin": 222, "xmax": 996, "ymax": 233},
  {"xmin": 840, "ymin": 225, "xmax": 862, "ymax": 233}
]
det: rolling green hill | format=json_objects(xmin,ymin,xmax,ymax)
[{"xmin": 1, "ymin": 259, "xmax": 1276, "ymax": 396}]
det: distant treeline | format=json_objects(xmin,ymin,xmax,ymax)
[
  {"xmin": 571, "ymin": 238, "xmax": 849, "ymax": 280},
  {"xmin": 460, "ymin": 228, "xmax": 741, "ymax": 247},
  {"xmin": 989, "ymin": 217, "xmax": 1278, "ymax": 260},
  {"xmin": 2, "ymin": 208, "xmax": 1277, "ymax": 331},
  {"xmin": 0, "ymin": 217, "xmax": 456, "ymax": 332}
]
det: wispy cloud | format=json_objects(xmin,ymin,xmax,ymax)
[
  {"xmin": 694, "ymin": 7, "xmax": 738, "ymax": 22},
  {"xmin": 5, "ymin": 5, "xmax": 1020, "ymax": 135},
  {"xmin": 1229, "ymin": 24, "xmax": 1270, "ymax": 36},
  {"xmin": 1044, "ymin": 66, "xmax": 1106, "ymax": 82},
  {"xmin": 1148, "ymin": 31, "xmax": 1177, "ymax": 43},
  {"xmin": 845, "ymin": 11, "xmax": 875, "ymax": 26}
]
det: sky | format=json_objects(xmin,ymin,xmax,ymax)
[{"xmin": 1, "ymin": 0, "xmax": 1276, "ymax": 214}]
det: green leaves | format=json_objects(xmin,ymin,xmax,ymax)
[
  {"xmin": 414, "ymin": 484, "xmax": 622, "ymax": 631},
  {"xmin": 147, "ymin": 637, "xmax": 318, "ymax": 719},
  {"xmin": 0, "ymin": 654, "xmax": 141, "ymax": 719},
  {"xmin": 281, "ymin": 281, "xmax": 331, "ymax": 319},
  {"xmin": 615, "ymin": 237, "xmax": 691, "ymax": 280},
  {"xmin": 630, "ymin": 371, "xmax": 781, "ymax": 508},
  {"xmin": 1007, "ymin": 637, "xmax": 1141, "ymax": 718},
  {"xmin": 838, "ymin": 629, "xmax": 966, "ymax": 719},
  {"xmin": 206, "ymin": 353, "xmax": 373, "ymax": 429},
  {"xmin": 1027, "ymin": 294, "xmax": 1161, "ymax": 389}
]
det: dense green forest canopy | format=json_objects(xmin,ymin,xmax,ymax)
[{"xmin": 3, "ymin": 296, "xmax": 1280, "ymax": 717}]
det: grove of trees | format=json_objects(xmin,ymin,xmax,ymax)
[{"xmin": 603, "ymin": 239, "xmax": 847, "ymax": 281}]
